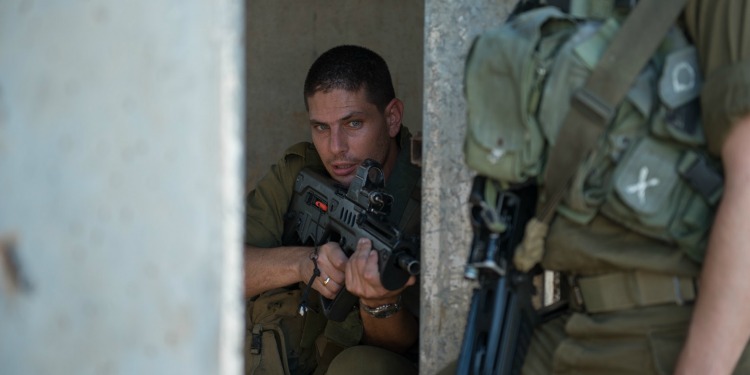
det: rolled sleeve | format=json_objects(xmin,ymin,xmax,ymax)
[
  {"xmin": 684, "ymin": 0, "xmax": 750, "ymax": 155},
  {"xmin": 702, "ymin": 62, "xmax": 750, "ymax": 155}
]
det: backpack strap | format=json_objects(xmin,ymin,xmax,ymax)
[{"xmin": 538, "ymin": 0, "xmax": 689, "ymax": 224}]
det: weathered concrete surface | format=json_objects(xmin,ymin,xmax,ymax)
[
  {"xmin": 0, "ymin": 1, "xmax": 245, "ymax": 374},
  {"xmin": 421, "ymin": 1, "xmax": 515, "ymax": 373}
]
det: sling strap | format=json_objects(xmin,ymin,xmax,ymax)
[{"xmin": 538, "ymin": 0, "xmax": 689, "ymax": 224}]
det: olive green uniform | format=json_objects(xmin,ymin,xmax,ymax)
[
  {"xmin": 244, "ymin": 127, "xmax": 420, "ymax": 375},
  {"xmin": 523, "ymin": 1, "xmax": 750, "ymax": 373}
]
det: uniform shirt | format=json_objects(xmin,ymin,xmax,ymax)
[
  {"xmin": 244, "ymin": 127, "xmax": 422, "ymax": 315},
  {"xmin": 244, "ymin": 126, "xmax": 420, "ymax": 248}
]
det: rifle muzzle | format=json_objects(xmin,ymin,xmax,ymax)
[{"xmin": 397, "ymin": 252, "xmax": 421, "ymax": 275}]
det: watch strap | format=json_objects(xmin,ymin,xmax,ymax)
[{"xmin": 361, "ymin": 296, "xmax": 402, "ymax": 319}]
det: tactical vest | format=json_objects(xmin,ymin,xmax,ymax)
[{"xmin": 463, "ymin": 6, "xmax": 722, "ymax": 264}]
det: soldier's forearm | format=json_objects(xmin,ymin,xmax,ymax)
[
  {"xmin": 675, "ymin": 115, "xmax": 750, "ymax": 375},
  {"xmin": 243, "ymin": 245, "xmax": 311, "ymax": 299}
]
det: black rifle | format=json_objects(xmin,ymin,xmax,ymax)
[
  {"xmin": 284, "ymin": 159, "xmax": 420, "ymax": 322},
  {"xmin": 456, "ymin": 176, "xmax": 540, "ymax": 375}
]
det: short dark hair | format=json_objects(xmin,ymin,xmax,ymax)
[{"xmin": 303, "ymin": 45, "xmax": 396, "ymax": 112}]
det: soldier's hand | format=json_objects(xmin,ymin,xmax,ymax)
[
  {"xmin": 309, "ymin": 241, "xmax": 348, "ymax": 299},
  {"xmin": 345, "ymin": 238, "xmax": 416, "ymax": 306}
]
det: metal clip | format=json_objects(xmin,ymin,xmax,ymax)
[
  {"xmin": 567, "ymin": 275, "xmax": 586, "ymax": 312},
  {"xmin": 672, "ymin": 276, "xmax": 685, "ymax": 306},
  {"xmin": 250, "ymin": 325, "xmax": 263, "ymax": 355}
]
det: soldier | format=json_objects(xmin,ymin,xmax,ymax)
[
  {"xmin": 244, "ymin": 45, "xmax": 421, "ymax": 375},
  {"xmin": 452, "ymin": 0, "xmax": 750, "ymax": 374}
]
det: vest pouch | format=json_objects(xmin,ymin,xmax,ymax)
[
  {"xmin": 246, "ymin": 323, "xmax": 291, "ymax": 375},
  {"xmin": 537, "ymin": 18, "xmax": 616, "ymax": 146},
  {"xmin": 463, "ymin": 2, "xmax": 722, "ymax": 269},
  {"xmin": 246, "ymin": 288, "xmax": 320, "ymax": 375},
  {"xmin": 560, "ymin": 32, "xmax": 717, "ymax": 262},
  {"xmin": 464, "ymin": 7, "xmax": 576, "ymax": 183},
  {"xmin": 600, "ymin": 137, "xmax": 714, "ymax": 261},
  {"xmin": 649, "ymin": 46, "xmax": 705, "ymax": 148}
]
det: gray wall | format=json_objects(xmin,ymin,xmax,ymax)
[
  {"xmin": 0, "ymin": 0, "xmax": 520, "ymax": 374},
  {"xmin": 422, "ymin": 1, "xmax": 515, "ymax": 373},
  {"xmin": 244, "ymin": 0, "xmax": 424, "ymax": 189},
  {"xmin": 0, "ymin": 1, "xmax": 245, "ymax": 374}
]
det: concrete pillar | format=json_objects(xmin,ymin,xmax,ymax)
[
  {"xmin": 421, "ymin": 1, "xmax": 515, "ymax": 373},
  {"xmin": 0, "ymin": 1, "xmax": 245, "ymax": 374}
]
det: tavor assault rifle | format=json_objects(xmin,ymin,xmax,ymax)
[
  {"xmin": 283, "ymin": 159, "xmax": 420, "ymax": 322},
  {"xmin": 456, "ymin": 176, "xmax": 547, "ymax": 375}
]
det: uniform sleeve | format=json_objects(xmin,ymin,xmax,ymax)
[
  {"xmin": 244, "ymin": 144, "xmax": 310, "ymax": 248},
  {"xmin": 683, "ymin": 0, "xmax": 750, "ymax": 155}
]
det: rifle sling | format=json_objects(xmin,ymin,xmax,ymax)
[{"xmin": 538, "ymin": 0, "xmax": 689, "ymax": 223}]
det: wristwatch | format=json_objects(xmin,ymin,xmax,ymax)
[{"xmin": 361, "ymin": 296, "xmax": 402, "ymax": 319}]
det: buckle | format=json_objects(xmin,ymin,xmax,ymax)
[
  {"xmin": 250, "ymin": 325, "xmax": 263, "ymax": 355},
  {"xmin": 678, "ymin": 152, "xmax": 723, "ymax": 205},
  {"xmin": 567, "ymin": 274, "xmax": 586, "ymax": 312}
]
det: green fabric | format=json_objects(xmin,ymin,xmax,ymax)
[
  {"xmin": 459, "ymin": 0, "xmax": 750, "ymax": 373},
  {"xmin": 523, "ymin": 306, "xmax": 750, "ymax": 375},
  {"xmin": 683, "ymin": 0, "xmax": 750, "ymax": 156},
  {"xmin": 540, "ymin": 0, "xmax": 750, "ymax": 275},
  {"xmin": 245, "ymin": 289, "xmax": 321, "ymax": 375},
  {"xmin": 326, "ymin": 346, "xmax": 417, "ymax": 375},
  {"xmin": 520, "ymin": 0, "xmax": 750, "ymax": 373},
  {"xmin": 244, "ymin": 142, "xmax": 323, "ymax": 249},
  {"xmin": 245, "ymin": 127, "xmax": 420, "ymax": 249},
  {"xmin": 575, "ymin": 271, "xmax": 696, "ymax": 313},
  {"xmin": 244, "ymin": 126, "xmax": 421, "ymax": 374},
  {"xmin": 464, "ymin": 4, "xmax": 719, "ymax": 271},
  {"xmin": 463, "ymin": 7, "xmax": 569, "ymax": 184}
]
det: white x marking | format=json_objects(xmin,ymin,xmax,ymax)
[{"xmin": 625, "ymin": 166, "xmax": 660, "ymax": 204}]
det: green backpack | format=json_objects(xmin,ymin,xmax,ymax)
[{"xmin": 463, "ymin": 4, "xmax": 723, "ymax": 262}]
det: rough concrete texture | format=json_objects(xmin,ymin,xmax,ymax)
[
  {"xmin": 0, "ymin": 1, "xmax": 245, "ymax": 374},
  {"xmin": 421, "ymin": 1, "xmax": 515, "ymax": 373}
]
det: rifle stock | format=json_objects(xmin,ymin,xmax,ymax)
[{"xmin": 284, "ymin": 159, "xmax": 420, "ymax": 322}]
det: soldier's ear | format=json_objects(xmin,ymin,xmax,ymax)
[{"xmin": 384, "ymin": 98, "xmax": 403, "ymax": 137}]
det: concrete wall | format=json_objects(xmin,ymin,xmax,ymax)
[
  {"xmin": 0, "ymin": 0, "xmax": 520, "ymax": 374},
  {"xmin": 244, "ymin": 0, "xmax": 424, "ymax": 189},
  {"xmin": 421, "ymin": 1, "xmax": 515, "ymax": 373},
  {"xmin": 0, "ymin": 1, "xmax": 245, "ymax": 374}
]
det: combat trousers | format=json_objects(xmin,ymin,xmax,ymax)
[{"xmin": 326, "ymin": 346, "xmax": 417, "ymax": 375}]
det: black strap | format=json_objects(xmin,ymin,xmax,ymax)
[
  {"xmin": 298, "ymin": 247, "xmax": 321, "ymax": 316},
  {"xmin": 538, "ymin": 0, "xmax": 689, "ymax": 223}
]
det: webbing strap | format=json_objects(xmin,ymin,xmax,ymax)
[
  {"xmin": 573, "ymin": 271, "xmax": 697, "ymax": 313},
  {"xmin": 538, "ymin": 0, "xmax": 689, "ymax": 223}
]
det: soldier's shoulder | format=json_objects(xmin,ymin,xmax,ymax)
[{"xmin": 280, "ymin": 141, "xmax": 323, "ymax": 170}]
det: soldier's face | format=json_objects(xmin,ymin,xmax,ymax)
[{"xmin": 308, "ymin": 88, "xmax": 401, "ymax": 186}]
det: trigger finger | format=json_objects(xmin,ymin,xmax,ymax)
[{"xmin": 357, "ymin": 238, "xmax": 372, "ymax": 253}]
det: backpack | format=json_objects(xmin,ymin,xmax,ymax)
[{"xmin": 463, "ymin": 3, "xmax": 722, "ymax": 262}]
